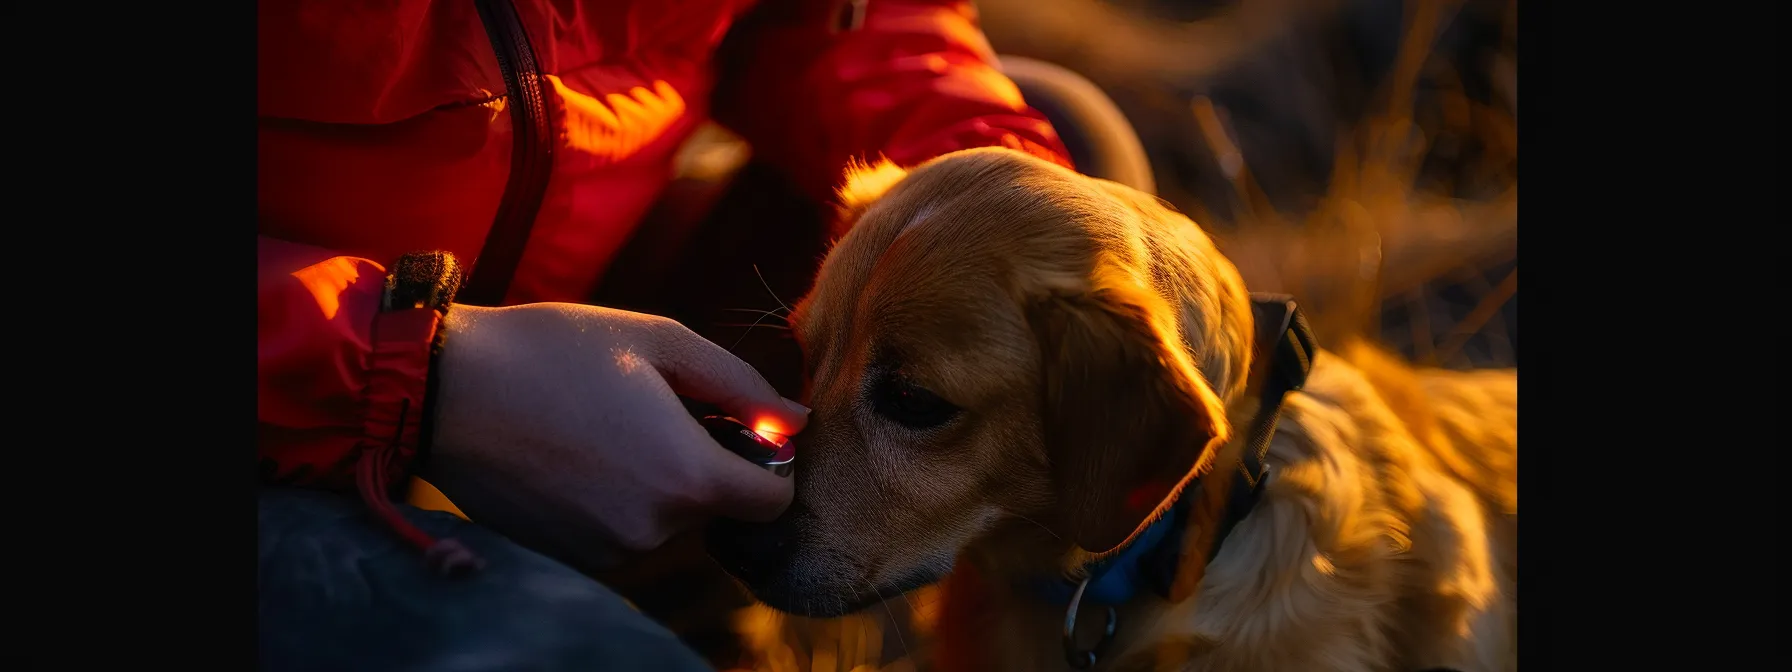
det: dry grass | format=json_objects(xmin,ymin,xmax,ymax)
[
  {"xmin": 1195, "ymin": 0, "xmax": 1518, "ymax": 348},
  {"xmin": 723, "ymin": 586, "xmax": 944, "ymax": 672},
  {"xmin": 978, "ymin": 0, "xmax": 1519, "ymax": 352}
]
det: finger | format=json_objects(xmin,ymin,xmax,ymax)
[
  {"xmin": 702, "ymin": 445, "xmax": 797, "ymax": 523},
  {"xmin": 646, "ymin": 320, "xmax": 810, "ymax": 437},
  {"xmin": 662, "ymin": 411, "xmax": 797, "ymax": 523}
]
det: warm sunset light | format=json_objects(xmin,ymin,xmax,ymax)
[{"xmin": 256, "ymin": 0, "xmax": 1521, "ymax": 668}]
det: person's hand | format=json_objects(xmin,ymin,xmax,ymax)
[{"xmin": 422, "ymin": 302, "xmax": 810, "ymax": 570}]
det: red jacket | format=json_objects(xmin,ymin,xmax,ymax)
[{"xmin": 257, "ymin": 0, "xmax": 1070, "ymax": 564}]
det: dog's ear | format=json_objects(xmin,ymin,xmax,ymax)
[{"xmin": 1029, "ymin": 259, "xmax": 1232, "ymax": 554}]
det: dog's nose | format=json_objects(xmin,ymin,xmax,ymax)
[{"xmin": 705, "ymin": 500, "xmax": 811, "ymax": 586}]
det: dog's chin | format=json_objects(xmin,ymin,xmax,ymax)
[{"xmin": 738, "ymin": 565, "xmax": 948, "ymax": 618}]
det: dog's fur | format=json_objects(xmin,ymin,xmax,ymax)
[{"xmin": 712, "ymin": 148, "xmax": 1516, "ymax": 672}]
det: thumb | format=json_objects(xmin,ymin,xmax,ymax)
[
  {"xmin": 646, "ymin": 320, "xmax": 810, "ymax": 437},
  {"xmin": 691, "ymin": 427, "xmax": 798, "ymax": 523}
]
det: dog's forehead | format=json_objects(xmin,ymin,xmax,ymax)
[
  {"xmin": 803, "ymin": 201, "xmax": 988, "ymax": 330},
  {"xmin": 798, "ymin": 150, "xmax": 1115, "ymax": 380},
  {"xmin": 862, "ymin": 242, "xmax": 1041, "ymax": 399},
  {"xmin": 802, "ymin": 238, "xmax": 1035, "ymax": 394}
]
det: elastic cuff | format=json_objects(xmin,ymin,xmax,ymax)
[{"xmin": 361, "ymin": 308, "xmax": 441, "ymax": 485}]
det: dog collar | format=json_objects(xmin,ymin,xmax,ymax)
[{"xmin": 1030, "ymin": 293, "xmax": 1317, "ymax": 669}]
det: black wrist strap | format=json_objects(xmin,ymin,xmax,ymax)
[{"xmin": 383, "ymin": 251, "xmax": 464, "ymax": 471}]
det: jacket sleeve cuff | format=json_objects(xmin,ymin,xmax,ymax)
[{"xmin": 361, "ymin": 307, "xmax": 440, "ymax": 481}]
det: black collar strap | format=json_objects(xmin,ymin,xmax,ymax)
[
  {"xmin": 1056, "ymin": 293, "xmax": 1317, "ymax": 669},
  {"xmin": 1186, "ymin": 293, "xmax": 1317, "ymax": 577}
]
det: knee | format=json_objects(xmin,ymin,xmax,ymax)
[{"xmin": 257, "ymin": 487, "xmax": 711, "ymax": 671}]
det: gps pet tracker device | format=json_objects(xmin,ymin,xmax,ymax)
[{"xmin": 699, "ymin": 415, "xmax": 796, "ymax": 477}]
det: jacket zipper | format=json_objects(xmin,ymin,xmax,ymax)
[{"xmin": 462, "ymin": 0, "xmax": 556, "ymax": 306}]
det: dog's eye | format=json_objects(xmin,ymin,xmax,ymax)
[{"xmin": 872, "ymin": 375, "xmax": 959, "ymax": 430}]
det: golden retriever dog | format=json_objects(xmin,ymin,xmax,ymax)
[{"xmin": 707, "ymin": 147, "xmax": 1517, "ymax": 672}]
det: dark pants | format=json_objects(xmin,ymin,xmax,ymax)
[
  {"xmin": 261, "ymin": 60, "xmax": 1150, "ymax": 671},
  {"xmin": 258, "ymin": 488, "xmax": 713, "ymax": 672}
]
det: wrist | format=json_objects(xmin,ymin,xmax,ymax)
[{"xmin": 426, "ymin": 302, "xmax": 501, "ymax": 474}]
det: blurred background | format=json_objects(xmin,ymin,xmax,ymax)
[
  {"xmin": 588, "ymin": 0, "xmax": 1517, "ymax": 668},
  {"xmin": 974, "ymin": 0, "xmax": 1517, "ymax": 371}
]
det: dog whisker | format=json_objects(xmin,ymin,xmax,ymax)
[
  {"xmin": 723, "ymin": 273, "xmax": 800, "ymax": 352},
  {"xmin": 752, "ymin": 264, "xmax": 793, "ymax": 314},
  {"xmin": 726, "ymin": 309, "xmax": 787, "ymax": 352},
  {"xmin": 722, "ymin": 306, "xmax": 792, "ymax": 320},
  {"xmin": 896, "ymin": 588, "xmax": 925, "ymax": 642},
  {"xmin": 714, "ymin": 322, "xmax": 792, "ymax": 330},
  {"xmin": 864, "ymin": 580, "xmax": 912, "ymax": 665},
  {"xmin": 1010, "ymin": 512, "xmax": 1064, "ymax": 541}
]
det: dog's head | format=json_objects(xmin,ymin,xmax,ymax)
[{"xmin": 708, "ymin": 148, "xmax": 1256, "ymax": 616}]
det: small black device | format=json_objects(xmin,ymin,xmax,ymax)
[
  {"xmin": 687, "ymin": 402, "xmax": 796, "ymax": 477},
  {"xmin": 698, "ymin": 415, "xmax": 796, "ymax": 477}
]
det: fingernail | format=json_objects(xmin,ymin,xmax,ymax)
[{"xmin": 782, "ymin": 398, "xmax": 811, "ymax": 415}]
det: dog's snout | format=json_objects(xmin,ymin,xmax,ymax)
[{"xmin": 705, "ymin": 500, "xmax": 811, "ymax": 586}]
